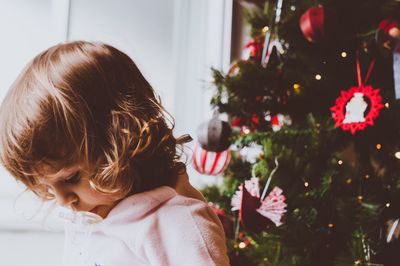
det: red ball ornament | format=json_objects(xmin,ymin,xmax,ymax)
[
  {"xmin": 299, "ymin": 6, "xmax": 325, "ymax": 43},
  {"xmin": 243, "ymin": 36, "xmax": 264, "ymax": 60},
  {"xmin": 192, "ymin": 143, "xmax": 230, "ymax": 176},
  {"xmin": 379, "ymin": 18, "xmax": 400, "ymax": 38}
]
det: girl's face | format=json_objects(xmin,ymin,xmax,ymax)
[{"xmin": 34, "ymin": 163, "xmax": 119, "ymax": 218}]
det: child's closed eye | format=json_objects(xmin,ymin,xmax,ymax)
[{"xmin": 63, "ymin": 172, "xmax": 81, "ymax": 184}]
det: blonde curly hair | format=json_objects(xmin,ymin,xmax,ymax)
[{"xmin": 0, "ymin": 41, "xmax": 190, "ymax": 200}]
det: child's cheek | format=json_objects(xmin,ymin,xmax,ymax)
[{"xmin": 86, "ymin": 188, "xmax": 116, "ymax": 204}]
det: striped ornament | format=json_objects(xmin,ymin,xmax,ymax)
[{"xmin": 192, "ymin": 143, "xmax": 231, "ymax": 176}]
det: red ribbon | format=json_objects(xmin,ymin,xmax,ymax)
[{"xmin": 356, "ymin": 52, "xmax": 376, "ymax": 86}]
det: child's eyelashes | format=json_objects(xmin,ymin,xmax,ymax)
[{"xmin": 63, "ymin": 172, "xmax": 81, "ymax": 184}]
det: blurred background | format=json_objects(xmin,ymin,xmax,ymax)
[{"xmin": 0, "ymin": 0, "xmax": 239, "ymax": 265}]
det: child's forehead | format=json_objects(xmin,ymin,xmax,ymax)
[{"xmin": 33, "ymin": 162, "xmax": 81, "ymax": 182}]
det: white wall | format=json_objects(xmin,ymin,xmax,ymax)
[
  {"xmin": 0, "ymin": 0, "xmax": 58, "ymax": 197},
  {"xmin": 67, "ymin": 0, "xmax": 177, "ymax": 114},
  {"xmin": 0, "ymin": 2, "xmax": 65, "ymax": 265}
]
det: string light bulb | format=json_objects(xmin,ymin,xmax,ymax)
[
  {"xmin": 395, "ymin": 152, "xmax": 400, "ymax": 159},
  {"xmin": 262, "ymin": 26, "xmax": 269, "ymax": 33},
  {"xmin": 328, "ymin": 223, "xmax": 334, "ymax": 228},
  {"xmin": 386, "ymin": 203, "xmax": 391, "ymax": 207},
  {"xmin": 341, "ymin": 52, "xmax": 347, "ymax": 58},
  {"xmin": 315, "ymin": 74, "xmax": 322, "ymax": 80},
  {"xmin": 293, "ymin": 83, "xmax": 301, "ymax": 89},
  {"xmin": 243, "ymin": 127, "xmax": 251, "ymax": 135},
  {"xmin": 337, "ymin": 160, "xmax": 343, "ymax": 165},
  {"xmin": 346, "ymin": 178, "xmax": 352, "ymax": 184},
  {"xmin": 357, "ymin": 195, "xmax": 363, "ymax": 202},
  {"xmin": 304, "ymin": 182, "xmax": 309, "ymax": 187},
  {"xmin": 238, "ymin": 242, "xmax": 247, "ymax": 249},
  {"xmin": 385, "ymin": 102, "xmax": 390, "ymax": 108},
  {"xmin": 376, "ymin": 144, "xmax": 382, "ymax": 150},
  {"xmin": 293, "ymin": 83, "xmax": 301, "ymax": 94}
]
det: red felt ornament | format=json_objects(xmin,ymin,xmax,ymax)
[
  {"xmin": 330, "ymin": 55, "xmax": 384, "ymax": 134},
  {"xmin": 299, "ymin": 6, "xmax": 325, "ymax": 43},
  {"xmin": 239, "ymin": 183, "xmax": 273, "ymax": 233},
  {"xmin": 231, "ymin": 175, "xmax": 287, "ymax": 233},
  {"xmin": 192, "ymin": 143, "xmax": 230, "ymax": 176}
]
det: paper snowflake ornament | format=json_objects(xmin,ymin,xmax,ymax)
[
  {"xmin": 231, "ymin": 177, "xmax": 287, "ymax": 233},
  {"xmin": 330, "ymin": 85, "xmax": 384, "ymax": 134},
  {"xmin": 239, "ymin": 143, "xmax": 263, "ymax": 164}
]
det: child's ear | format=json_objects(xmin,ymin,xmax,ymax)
[{"xmin": 174, "ymin": 161, "xmax": 186, "ymax": 174}]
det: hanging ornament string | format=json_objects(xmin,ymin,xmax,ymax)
[
  {"xmin": 261, "ymin": 0, "xmax": 284, "ymax": 67},
  {"xmin": 260, "ymin": 156, "xmax": 279, "ymax": 200},
  {"xmin": 356, "ymin": 51, "xmax": 376, "ymax": 86},
  {"xmin": 387, "ymin": 218, "xmax": 400, "ymax": 243}
]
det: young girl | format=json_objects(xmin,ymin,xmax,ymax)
[{"xmin": 0, "ymin": 41, "xmax": 230, "ymax": 266}]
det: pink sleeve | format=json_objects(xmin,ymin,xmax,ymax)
[{"xmin": 140, "ymin": 197, "xmax": 230, "ymax": 266}]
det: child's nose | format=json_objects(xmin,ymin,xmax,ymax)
[{"xmin": 53, "ymin": 187, "xmax": 78, "ymax": 207}]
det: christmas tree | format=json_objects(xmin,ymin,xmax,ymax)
[{"xmin": 196, "ymin": 0, "xmax": 400, "ymax": 265}]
